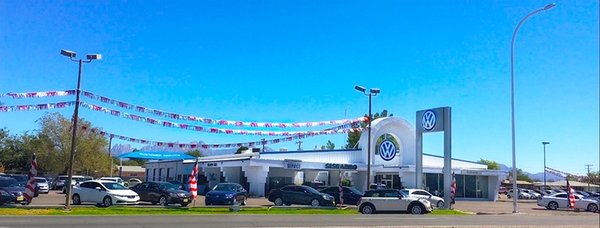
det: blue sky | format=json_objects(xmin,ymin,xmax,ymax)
[{"xmin": 0, "ymin": 1, "xmax": 598, "ymax": 175}]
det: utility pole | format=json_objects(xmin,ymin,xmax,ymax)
[
  {"xmin": 109, "ymin": 136, "xmax": 113, "ymax": 177},
  {"xmin": 295, "ymin": 141, "xmax": 303, "ymax": 151},
  {"xmin": 585, "ymin": 164, "xmax": 593, "ymax": 190},
  {"xmin": 261, "ymin": 138, "xmax": 266, "ymax": 152}
]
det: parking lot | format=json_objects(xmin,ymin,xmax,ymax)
[{"xmin": 21, "ymin": 190, "xmax": 599, "ymax": 217}]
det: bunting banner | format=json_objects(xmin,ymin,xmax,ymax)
[
  {"xmin": 80, "ymin": 124, "xmax": 361, "ymax": 149},
  {"xmin": 1, "ymin": 90, "xmax": 76, "ymax": 99},
  {"xmin": 545, "ymin": 167, "xmax": 584, "ymax": 179},
  {"xmin": 80, "ymin": 101, "xmax": 361, "ymax": 136},
  {"xmin": 80, "ymin": 90, "xmax": 367, "ymax": 127},
  {"xmin": 0, "ymin": 101, "xmax": 76, "ymax": 112}
]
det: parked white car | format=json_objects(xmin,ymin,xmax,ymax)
[
  {"xmin": 521, "ymin": 189, "xmax": 542, "ymax": 199},
  {"xmin": 71, "ymin": 180, "xmax": 139, "ymax": 207},
  {"xmin": 358, "ymin": 189, "xmax": 433, "ymax": 214},
  {"xmin": 507, "ymin": 189, "xmax": 531, "ymax": 199},
  {"xmin": 401, "ymin": 189, "xmax": 445, "ymax": 208},
  {"xmin": 34, "ymin": 177, "xmax": 49, "ymax": 194},
  {"xmin": 537, "ymin": 193, "xmax": 599, "ymax": 213},
  {"xmin": 99, "ymin": 177, "xmax": 128, "ymax": 187}
]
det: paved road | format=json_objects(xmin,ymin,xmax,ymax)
[{"xmin": 1, "ymin": 214, "xmax": 599, "ymax": 228}]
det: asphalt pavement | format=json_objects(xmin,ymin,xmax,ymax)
[{"xmin": 0, "ymin": 214, "xmax": 599, "ymax": 228}]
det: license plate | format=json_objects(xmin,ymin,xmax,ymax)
[
  {"xmin": 17, "ymin": 196, "xmax": 24, "ymax": 201},
  {"xmin": 183, "ymin": 199, "xmax": 189, "ymax": 203}
]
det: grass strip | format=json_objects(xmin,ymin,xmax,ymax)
[{"xmin": 0, "ymin": 207, "xmax": 469, "ymax": 216}]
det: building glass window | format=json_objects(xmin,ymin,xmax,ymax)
[
  {"xmin": 476, "ymin": 176, "xmax": 489, "ymax": 198},
  {"xmin": 455, "ymin": 174, "xmax": 465, "ymax": 197},
  {"xmin": 464, "ymin": 175, "xmax": 477, "ymax": 198}
]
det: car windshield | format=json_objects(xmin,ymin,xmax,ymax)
[
  {"xmin": 0, "ymin": 178, "xmax": 20, "ymax": 187},
  {"xmin": 58, "ymin": 176, "xmax": 68, "ymax": 180},
  {"xmin": 304, "ymin": 187, "xmax": 321, "ymax": 194},
  {"xmin": 347, "ymin": 187, "xmax": 363, "ymax": 195},
  {"xmin": 11, "ymin": 176, "xmax": 28, "ymax": 182},
  {"xmin": 103, "ymin": 182, "xmax": 127, "ymax": 190},
  {"xmin": 35, "ymin": 178, "xmax": 47, "ymax": 183},
  {"xmin": 159, "ymin": 183, "xmax": 179, "ymax": 190},
  {"xmin": 213, "ymin": 184, "xmax": 237, "ymax": 191}
]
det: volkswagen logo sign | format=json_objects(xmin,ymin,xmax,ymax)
[
  {"xmin": 422, "ymin": 110, "xmax": 437, "ymax": 131},
  {"xmin": 379, "ymin": 140, "xmax": 396, "ymax": 161}
]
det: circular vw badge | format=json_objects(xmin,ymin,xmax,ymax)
[
  {"xmin": 379, "ymin": 140, "xmax": 397, "ymax": 161},
  {"xmin": 422, "ymin": 110, "xmax": 437, "ymax": 131}
]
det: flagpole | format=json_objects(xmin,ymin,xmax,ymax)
[{"xmin": 193, "ymin": 157, "xmax": 198, "ymax": 207}]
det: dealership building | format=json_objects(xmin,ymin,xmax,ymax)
[{"xmin": 145, "ymin": 116, "xmax": 507, "ymax": 201}]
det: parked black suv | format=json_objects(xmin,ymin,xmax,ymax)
[
  {"xmin": 268, "ymin": 185, "xmax": 335, "ymax": 207},
  {"xmin": 319, "ymin": 186, "xmax": 364, "ymax": 205},
  {"xmin": 130, "ymin": 181, "xmax": 191, "ymax": 206}
]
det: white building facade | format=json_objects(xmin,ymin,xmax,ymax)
[{"xmin": 145, "ymin": 117, "xmax": 507, "ymax": 201}]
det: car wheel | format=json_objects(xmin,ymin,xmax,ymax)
[
  {"xmin": 410, "ymin": 204, "xmax": 425, "ymax": 215},
  {"xmin": 310, "ymin": 199, "xmax": 320, "ymax": 207},
  {"xmin": 360, "ymin": 204, "xmax": 375, "ymax": 214},
  {"xmin": 102, "ymin": 196, "xmax": 113, "ymax": 207},
  {"xmin": 72, "ymin": 194, "xmax": 81, "ymax": 205},
  {"xmin": 547, "ymin": 201, "xmax": 558, "ymax": 210},
  {"xmin": 274, "ymin": 197, "xmax": 283, "ymax": 206},
  {"xmin": 436, "ymin": 200, "xmax": 444, "ymax": 208},
  {"xmin": 241, "ymin": 197, "xmax": 247, "ymax": 206},
  {"xmin": 587, "ymin": 203, "xmax": 598, "ymax": 213},
  {"xmin": 159, "ymin": 196, "xmax": 168, "ymax": 206},
  {"xmin": 181, "ymin": 203, "xmax": 189, "ymax": 207}
]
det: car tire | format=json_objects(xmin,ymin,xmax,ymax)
[
  {"xmin": 102, "ymin": 196, "xmax": 113, "ymax": 207},
  {"xmin": 310, "ymin": 199, "xmax": 320, "ymax": 207},
  {"xmin": 181, "ymin": 203, "xmax": 189, "ymax": 207},
  {"xmin": 159, "ymin": 196, "xmax": 168, "ymax": 206},
  {"xmin": 547, "ymin": 201, "xmax": 559, "ymax": 210},
  {"xmin": 436, "ymin": 200, "xmax": 444, "ymax": 208},
  {"xmin": 409, "ymin": 203, "xmax": 425, "ymax": 215},
  {"xmin": 72, "ymin": 194, "xmax": 81, "ymax": 205},
  {"xmin": 587, "ymin": 203, "xmax": 598, "ymax": 213},
  {"xmin": 241, "ymin": 197, "xmax": 247, "ymax": 206},
  {"xmin": 274, "ymin": 197, "xmax": 283, "ymax": 206},
  {"xmin": 360, "ymin": 204, "xmax": 375, "ymax": 214}
]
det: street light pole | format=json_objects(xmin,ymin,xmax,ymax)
[
  {"xmin": 542, "ymin": 142, "xmax": 549, "ymax": 188},
  {"xmin": 510, "ymin": 3, "xmax": 555, "ymax": 214},
  {"xmin": 354, "ymin": 85, "xmax": 380, "ymax": 191},
  {"xmin": 61, "ymin": 49, "xmax": 101, "ymax": 210}
]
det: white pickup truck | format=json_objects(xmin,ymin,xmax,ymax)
[{"xmin": 358, "ymin": 189, "xmax": 433, "ymax": 214}]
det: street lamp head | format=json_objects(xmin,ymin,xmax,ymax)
[
  {"xmin": 543, "ymin": 3, "xmax": 556, "ymax": 10},
  {"xmin": 370, "ymin": 88, "xmax": 380, "ymax": 94},
  {"xmin": 60, "ymin": 49, "xmax": 76, "ymax": 58},
  {"xmin": 86, "ymin": 54, "xmax": 102, "ymax": 60},
  {"xmin": 354, "ymin": 85, "xmax": 366, "ymax": 93},
  {"xmin": 542, "ymin": 142, "xmax": 550, "ymax": 145}
]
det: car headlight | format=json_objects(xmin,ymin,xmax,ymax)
[
  {"xmin": 178, "ymin": 193, "xmax": 188, "ymax": 197},
  {"xmin": 225, "ymin": 194, "xmax": 234, "ymax": 198},
  {"xmin": 169, "ymin": 192, "xmax": 178, "ymax": 197},
  {"xmin": 323, "ymin": 195, "xmax": 333, "ymax": 200}
]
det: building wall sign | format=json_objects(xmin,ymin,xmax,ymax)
[
  {"xmin": 325, "ymin": 163, "xmax": 358, "ymax": 170},
  {"xmin": 379, "ymin": 140, "xmax": 397, "ymax": 161},
  {"xmin": 207, "ymin": 163, "xmax": 218, "ymax": 167},
  {"xmin": 283, "ymin": 159, "xmax": 302, "ymax": 170}
]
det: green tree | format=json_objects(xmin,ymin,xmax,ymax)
[
  {"xmin": 508, "ymin": 168, "xmax": 533, "ymax": 182},
  {"xmin": 345, "ymin": 110, "xmax": 393, "ymax": 149},
  {"xmin": 236, "ymin": 146, "xmax": 248, "ymax": 154},
  {"xmin": 35, "ymin": 112, "xmax": 112, "ymax": 176},
  {"xmin": 479, "ymin": 159, "xmax": 500, "ymax": 170},
  {"xmin": 325, "ymin": 140, "xmax": 335, "ymax": 150},
  {"xmin": 186, "ymin": 149, "xmax": 203, "ymax": 158}
]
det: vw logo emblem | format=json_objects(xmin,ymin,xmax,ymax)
[
  {"xmin": 379, "ymin": 140, "xmax": 396, "ymax": 161},
  {"xmin": 422, "ymin": 110, "xmax": 436, "ymax": 131}
]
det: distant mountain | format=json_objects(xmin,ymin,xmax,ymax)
[{"xmin": 497, "ymin": 163, "xmax": 563, "ymax": 182}]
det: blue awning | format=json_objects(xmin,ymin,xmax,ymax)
[{"xmin": 117, "ymin": 151, "xmax": 195, "ymax": 160}]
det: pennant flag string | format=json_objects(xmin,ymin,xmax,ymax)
[
  {"xmin": 80, "ymin": 90, "xmax": 367, "ymax": 128},
  {"xmin": 1, "ymin": 90, "xmax": 76, "ymax": 99},
  {"xmin": 0, "ymin": 101, "xmax": 76, "ymax": 112},
  {"xmin": 80, "ymin": 101, "xmax": 361, "ymax": 136},
  {"xmin": 80, "ymin": 124, "xmax": 362, "ymax": 149}
]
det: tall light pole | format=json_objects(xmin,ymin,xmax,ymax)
[
  {"xmin": 61, "ymin": 49, "xmax": 101, "ymax": 210},
  {"xmin": 510, "ymin": 3, "xmax": 555, "ymax": 214},
  {"xmin": 354, "ymin": 85, "xmax": 380, "ymax": 190},
  {"xmin": 542, "ymin": 141, "xmax": 549, "ymax": 188}
]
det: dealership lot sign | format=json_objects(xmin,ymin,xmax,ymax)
[{"xmin": 416, "ymin": 107, "xmax": 452, "ymax": 209}]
